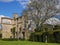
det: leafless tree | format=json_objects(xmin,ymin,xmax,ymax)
[{"xmin": 26, "ymin": 0, "xmax": 60, "ymax": 42}]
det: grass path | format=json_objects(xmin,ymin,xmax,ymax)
[{"xmin": 0, "ymin": 40, "xmax": 60, "ymax": 45}]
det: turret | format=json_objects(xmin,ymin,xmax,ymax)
[{"xmin": 13, "ymin": 13, "xmax": 18, "ymax": 20}]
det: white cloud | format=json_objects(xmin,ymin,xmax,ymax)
[
  {"xmin": 0, "ymin": 0, "xmax": 14, "ymax": 2},
  {"xmin": 0, "ymin": 15, "xmax": 9, "ymax": 17},
  {"xmin": 16, "ymin": 0, "xmax": 29, "ymax": 8},
  {"xmin": 56, "ymin": 5, "xmax": 60, "ymax": 9},
  {"xmin": 44, "ymin": 17, "xmax": 60, "ymax": 25},
  {"xmin": 56, "ymin": 1, "xmax": 60, "ymax": 8},
  {"xmin": 0, "ymin": 15, "xmax": 5, "ymax": 17},
  {"xmin": 0, "ymin": 0, "xmax": 29, "ymax": 8}
]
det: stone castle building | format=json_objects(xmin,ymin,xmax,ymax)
[{"xmin": 0, "ymin": 13, "xmax": 33, "ymax": 39}]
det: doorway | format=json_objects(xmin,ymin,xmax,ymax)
[
  {"xmin": 0, "ymin": 34, "xmax": 2, "ymax": 38},
  {"xmin": 22, "ymin": 32, "xmax": 25, "ymax": 39}
]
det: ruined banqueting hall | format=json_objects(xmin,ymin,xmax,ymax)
[{"xmin": 0, "ymin": 13, "xmax": 35, "ymax": 39}]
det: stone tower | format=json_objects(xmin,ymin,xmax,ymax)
[
  {"xmin": 13, "ymin": 13, "xmax": 18, "ymax": 20},
  {"xmin": 13, "ymin": 13, "xmax": 18, "ymax": 38},
  {"xmin": 13, "ymin": 13, "xmax": 18, "ymax": 26}
]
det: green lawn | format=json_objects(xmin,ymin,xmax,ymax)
[{"xmin": 0, "ymin": 40, "xmax": 60, "ymax": 45}]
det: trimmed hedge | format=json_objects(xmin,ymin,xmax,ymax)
[
  {"xmin": 1, "ymin": 38, "xmax": 18, "ymax": 41},
  {"xmin": 29, "ymin": 32, "xmax": 60, "ymax": 43},
  {"xmin": 0, "ymin": 38, "xmax": 25, "ymax": 41}
]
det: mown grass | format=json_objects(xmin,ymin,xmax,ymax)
[{"xmin": 0, "ymin": 40, "xmax": 60, "ymax": 45}]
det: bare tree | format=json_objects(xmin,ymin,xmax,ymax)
[{"xmin": 26, "ymin": 0, "xmax": 60, "ymax": 42}]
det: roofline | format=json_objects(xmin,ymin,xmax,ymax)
[{"xmin": 1, "ymin": 17, "xmax": 13, "ymax": 20}]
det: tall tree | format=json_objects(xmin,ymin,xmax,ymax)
[{"xmin": 26, "ymin": 0, "xmax": 60, "ymax": 42}]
